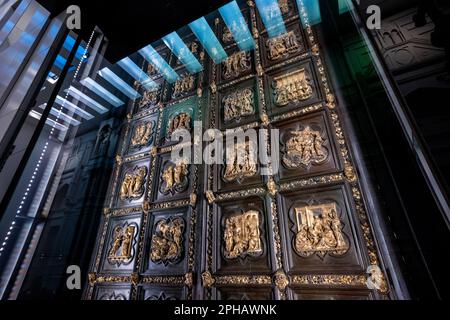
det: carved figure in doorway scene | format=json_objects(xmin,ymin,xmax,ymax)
[
  {"xmin": 294, "ymin": 202, "xmax": 349, "ymax": 257},
  {"xmin": 224, "ymin": 210, "xmax": 262, "ymax": 259}
]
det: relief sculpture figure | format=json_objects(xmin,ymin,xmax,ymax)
[
  {"xmin": 160, "ymin": 162, "xmax": 189, "ymax": 195},
  {"xmin": 139, "ymin": 89, "xmax": 159, "ymax": 109},
  {"xmin": 131, "ymin": 121, "xmax": 153, "ymax": 149},
  {"xmin": 294, "ymin": 202, "xmax": 349, "ymax": 257},
  {"xmin": 172, "ymin": 74, "xmax": 195, "ymax": 99},
  {"xmin": 108, "ymin": 224, "xmax": 136, "ymax": 264},
  {"xmin": 150, "ymin": 217, "xmax": 184, "ymax": 265},
  {"xmin": 119, "ymin": 166, "xmax": 147, "ymax": 201},
  {"xmin": 222, "ymin": 51, "xmax": 251, "ymax": 80},
  {"xmin": 273, "ymin": 68, "xmax": 313, "ymax": 106},
  {"xmin": 283, "ymin": 126, "xmax": 328, "ymax": 169},
  {"xmin": 223, "ymin": 88, "xmax": 255, "ymax": 122},
  {"xmin": 223, "ymin": 140, "xmax": 257, "ymax": 183},
  {"xmin": 166, "ymin": 112, "xmax": 192, "ymax": 140},
  {"xmin": 267, "ymin": 31, "xmax": 301, "ymax": 60},
  {"xmin": 224, "ymin": 210, "xmax": 262, "ymax": 259}
]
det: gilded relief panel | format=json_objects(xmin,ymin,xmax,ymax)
[
  {"xmin": 275, "ymin": 110, "xmax": 342, "ymax": 181},
  {"xmin": 115, "ymin": 159, "xmax": 149, "ymax": 208},
  {"xmin": 142, "ymin": 208, "xmax": 190, "ymax": 275},
  {"xmin": 171, "ymin": 72, "xmax": 197, "ymax": 101},
  {"xmin": 213, "ymin": 197, "xmax": 272, "ymax": 275},
  {"xmin": 217, "ymin": 78, "xmax": 259, "ymax": 130},
  {"xmin": 260, "ymin": 22, "xmax": 306, "ymax": 69},
  {"xmin": 277, "ymin": 185, "xmax": 366, "ymax": 274},
  {"xmin": 160, "ymin": 97, "xmax": 197, "ymax": 147},
  {"xmin": 265, "ymin": 59, "xmax": 321, "ymax": 116},
  {"xmin": 153, "ymin": 153, "xmax": 192, "ymax": 203},
  {"xmin": 100, "ymin": 215, "xmax": 141, "ymax": 273},
  {"xmin": 136, "ymin": 87, "xmax": 161, "ymax": 111},
  {"xmin": 214, "ymin": 138, "xmax": 263, "ymax": 193},
  {"xmin": 127, "ymin": 113, "xmax": 158, "ymax": 155},
  {"xmin": 219, "ymin": 49, "xmax": 254, "ymax": 84}
]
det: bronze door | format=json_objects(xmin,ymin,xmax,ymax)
[{"xmin": 85, "ymin": 0, "xmax": 391, "ymax": 300}]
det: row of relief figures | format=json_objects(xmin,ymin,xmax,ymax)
[
  {"xmin": 129, "ymin": 65, "xmax": 317, "ymax": 152},
  {"xmin": 120, "ymin": 119, "xmax": 329, "ymax": 203},
  {"xmin": 106, "ymin": 202, "xmax": 349, "ymax": 269},
  {"xmin": 136, "ymin": 24, "xmax": 309, "ymax": 107}
]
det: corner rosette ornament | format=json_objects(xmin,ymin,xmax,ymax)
[{"xmin": 274, "ymin": 269, "xmax": 289, "ymax": 291}]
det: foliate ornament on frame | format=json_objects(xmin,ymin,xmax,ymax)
[
  {"xmin": 107, "ymin": 222, "xmax": 137, "ymax": 266},
  {"xmin": 166, "ymin": 112, "xmax": 192, "ymax": 141},
  {"xmin": 172, "ymin": 73, "xmax": 196, "ymax": 99},
  {"xmin": 160, "ymin": 161, "xmax": 189, "ymax": 195},
  {"xmin": 119, "ymin": 166, "xmax": 147, "ymax": 201},
  {"xmin": 222, "ymin": 88, "xmax": 255, "ymax": 123},
  {"xmin": 293, "ymin": 202, "xmax": 349, "ymax": 258},
  {"xmin": 130, "ymin": 120, "xmax": 154, "ymax": 149},
  {"xmin": 282, "ymin": 126, "xmax": 328, "ymax": 169},
  {"xmin": 223, "ymin": 140, "xmax": 257, "ymax": 183},
  {"xmin": 150, "ymin": 217, "xmax": 184, "ymax": 265},
  {"xmin": 223, "ymin": 210, "xmax": 262, "ymax": 259},
  {"xmin": 273, "ymin": 68, "xmax": 313, "ymax": 106},
  {"xmin": 266, "ymin": 30, "xmax": 302, "ymax": 61},
  {"xmin": 222, "ymin": 51, "xmax": 251, "ymax": 80}
]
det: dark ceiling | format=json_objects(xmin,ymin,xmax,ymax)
[{"xmin": 37, "ymin": 0, "xmax": 231, "ymax": 63}]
